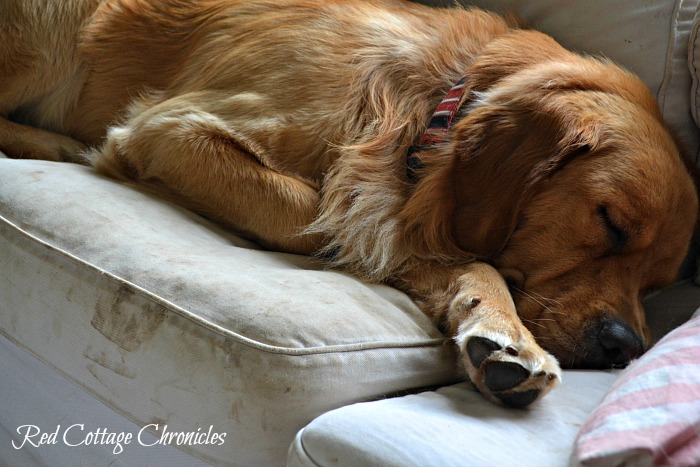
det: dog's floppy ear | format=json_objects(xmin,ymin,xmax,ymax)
[
  {"xmin": 469, "ymin": 30, "xmax": 662, "ymax": 122},
  {"xmin": 448, "ymin": 99, "xmax": 598, "ymax": 259}
]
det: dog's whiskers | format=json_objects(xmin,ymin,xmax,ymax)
[
  {"xmin": 513, "ymin": 286, "xmax": 564, "ymax": 306},
  {"xmin": 527, "ymin": 290, "xmax": 565, "ymax": 308},
  {"xmin": 510, "ymin": 285, "xmax": 563, "ymax": 316},
  {"xmin": 522, "ymin": 318, "xmax": 547, "ymax": 329}
]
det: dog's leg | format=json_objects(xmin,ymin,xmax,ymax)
[
  {"xmin": 0, "ymin": 117, "xmax": 86, "ymax": 163},
  {"xmin": 88, "ymin": 97, "xmax": 323, "ymax": 255},
  {"xmin": 400, "ymin": 261, "xmax": 561, "ymax": 407}
]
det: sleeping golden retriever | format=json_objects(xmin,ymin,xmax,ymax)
[{"xmin": 2, "ymin": 0, "xmax": 698, "ymax": 407}]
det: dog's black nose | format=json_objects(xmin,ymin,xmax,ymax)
[
  {"xmin": 582, "ymin": 318, "xmax": 644, "ymax": 368},
  {"xmin": 598, "ymin": 318, "xmax": 644, "ymax": 365}
]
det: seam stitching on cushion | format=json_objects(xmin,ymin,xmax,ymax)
[{"xmin": 294, "ymin": 428, "xmax": 325, "ymax": 467}]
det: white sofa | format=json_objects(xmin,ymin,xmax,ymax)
[{"xmin": 2, "ymin": 1, "xmax": 700, "ymax": 466}]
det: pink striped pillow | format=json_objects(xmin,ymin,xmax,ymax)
[{"xmin": 572, "ymin": 312, "xmax": 700, "ymax": 466}]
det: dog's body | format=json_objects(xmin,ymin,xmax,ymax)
[{"xmin": 2, "ymin": 0, "xmax": 698, "ymax": 407}]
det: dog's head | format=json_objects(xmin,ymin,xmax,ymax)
[{"xmin": 430, "ymin": 31, "xmax": 698, "ymax": 368}]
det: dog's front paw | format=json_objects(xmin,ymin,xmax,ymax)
[
  {"xmin": 463, "ymin": 334, "xmax": 560, "ymax": 407},
  {"xmin": 443, "ymin": 263, "xmax": 561, "ymax": 407}
]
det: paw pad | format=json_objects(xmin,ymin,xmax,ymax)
[
  {"xmin": 484, "ymin": 361, "xmax": 530, "ymax": 392},
  {"xmin": 465, "ymin": 336, "xmax": 558, "ymax": 408},
  {"xmin": 466, "ymin": 336, "xmax": 501, "ymax": 368}
]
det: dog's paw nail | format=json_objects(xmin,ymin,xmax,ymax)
[
  {"xmin": 496, "ymin": 389, "xmax": 541, "ymax": 408},
  {"xmin": 466, "ymin": 336, "xmax": 501, "ymax": 368},
  {"xmin": 484, "ymin": 361, "xmax": 530, "ymax": 392}
]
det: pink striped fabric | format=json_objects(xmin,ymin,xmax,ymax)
[{"xmin": 572, "ymin": 312, "xmax": 700, "ymax": 466}]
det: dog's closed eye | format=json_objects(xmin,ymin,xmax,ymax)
[{"xmin": 597, "ymin": 205, "xmax": 628, "ymax": 252}]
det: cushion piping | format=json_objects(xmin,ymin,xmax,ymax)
[{"xmin": 0, "ymin": 212, "xmax": 450, "ymax": 355}]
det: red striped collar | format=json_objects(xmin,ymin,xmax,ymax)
[{"xmin": 407, "ymin": 76, "xmax": 469, "ymax": 181}]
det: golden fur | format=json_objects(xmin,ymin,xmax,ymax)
[{"xmin": 2, "ymin": 0, "xmax": 698, "ymax": 407}]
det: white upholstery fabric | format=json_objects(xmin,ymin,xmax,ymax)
[
  {"xmin": 288, "ymin": 371, "xmax": 620, "ymax": 467},
  {"xmin": 0, "ymin": 334, "xmax": 209, "ymax": 466},
  {"xmin": 0, "ymin": 156, "xmax": 460, "ymax": 466}
]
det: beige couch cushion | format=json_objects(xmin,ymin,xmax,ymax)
[
  {"xmin": 0, "ymin": 156, "xmax": 459, "ymax": 465},
  {"xmin": 288, "ymin": 371, "xmax": 620, "ymax": 467}
]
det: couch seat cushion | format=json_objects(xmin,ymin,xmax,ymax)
[
  {"xmin": 0, "ymin": 157, "xmax": 460, "ymax": 466},
  {"xmin": 287, "ymin": 371, "xmax": 619, "ymax": 467}
]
